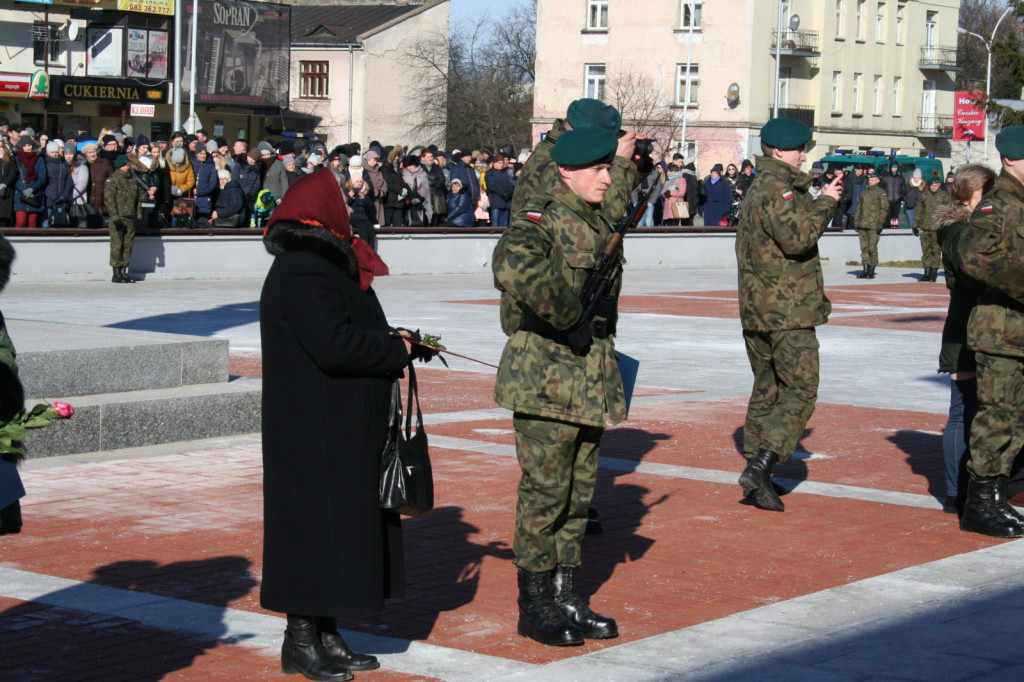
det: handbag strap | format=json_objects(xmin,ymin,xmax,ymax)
[{"xmin": 404, "ymin": 361, "xmax": 423, "ymax": 436}]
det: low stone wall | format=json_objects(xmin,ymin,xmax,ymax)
[{"xmin": 2, "ymin": 228, "xmax": 928, "ymax": 282}]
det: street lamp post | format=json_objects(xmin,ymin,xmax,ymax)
[{"xmin": 959, "ymin": 6, "xmax": 1014, "ymax": 162}]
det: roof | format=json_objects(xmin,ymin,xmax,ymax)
[{"xmin": 290, "ymin": 4, "xmax": 419, "ymax": 45}]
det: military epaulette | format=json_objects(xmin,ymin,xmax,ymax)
[{"xmin": 781, "ymin": 190, "xmax": 795, "ymax": 201}]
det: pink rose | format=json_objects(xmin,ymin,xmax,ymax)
[{"xmin": 52, "ymin": 402, "xmax": 75, "ymax": 419}]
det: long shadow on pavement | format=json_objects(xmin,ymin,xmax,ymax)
[{"xmin": 106, "ymin": 302, "xmax": 260, "ymax": 337}]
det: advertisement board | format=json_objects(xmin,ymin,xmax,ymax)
[
  {"xmin": 181, "ymin": 0, "xmax": 291, "ymax": 107},
  {"xmin": 954, "ymin": 90, "xmax": 986, "ymax": 142}
]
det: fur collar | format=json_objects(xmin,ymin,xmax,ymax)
[
  {"xmin": 264, "ymin": 220, "xmax": 359, "ymax": 280},
  {"xmin": 934, "ymin": 204, "xmax": 972, "ymax": 230}
]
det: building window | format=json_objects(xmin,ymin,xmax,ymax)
[
  {"xmin": 587, "ymin": 0, "xmax": 609, "ymax": 30},
  {"xmin": 675, "ymin": 139, "xmax": 696, "ymax": 161},
  {"xmin": 852, "ymin": 73, "xmax": 862, "ymax": 113},
  {"xmin": 33, "ymin": 23, "xmax": 61, "ymax": 66},
  {"xmin": 680, "ymin": 1, "xmax": 702, "ymax": 29},
  {"xmin": 896, "ymin": 4, "xmax": 904, "ymax": 44},
  {"xmin": 585, "ymin": 63, "xmax": 606, "ymax": 100},
  {"xmin": 855, "ymin": 0, "xmax": 865, "ymax": 40},
  {"xmin": 892, "ymin": 76, "xmax": 901, "ymax": 116},
  {"xmin": 676, "ymin": 63, "xmax": 699, "ymax": 106},
  {"xmin": 831, "ymin": 71, "xmax": 842, "ymax": 112},
  {"xmin": 835, "ymin": 0, "xmax": 844, "ymax": 37},
  {"xmin": 876, "ymin": 3, "xmax": 885, "ymax": 42},
  {"xmin": 778, "ymin": 67, "xmax": 791, "ymax": 108},
  {"xmin": 872, "ymin": 75, "xmax": 882, "ymax": 114},
  {"xmin": 299, "ymin": 61, "xmax": 329, "ymax": 99}
]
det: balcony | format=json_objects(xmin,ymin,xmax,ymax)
[
  {"xmin": 919, "ymin": 45, "xmax": 962, "ymax": 71},
  {"xmin": 769, "ymin": 105, "xmax": 815, "ymax": 127},
  {"xmin": 771, "ymin": 29, "xmax": 821, "ymax": 57},
  {"xmin": 917, "ymin": 114, "xmax": 954, "ymax": 138}
]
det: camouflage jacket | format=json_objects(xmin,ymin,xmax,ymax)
[
  {"xmin": 960, "ymin": 170, "xmax": 1024, "ymax": 359},
  {"xmin": 103, "ymin": 169, "xmax": 141, "ymax": 221},
  {"xmin": 914, "ymin": 187, "xmax": 947, "ymax": 232},
  {"xmin": 492, "ymin": 182, "xmax": 626, "ymax": 427},
  {"xmin": 854, "ymin": 184, "xmax": 888, "ymax": 230},
  {"xmin": 735, "ymin": 155, "xmax": 836, "ymax": 332}
]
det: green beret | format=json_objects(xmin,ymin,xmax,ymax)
[
  {"xmin": 114, "ymin": 154, "xmax": 130, "ymax": 168},
  {"xmin": 928, "ymin": 175, "xmax": 943, "ymax": 185},
  {"xmin": 995, "ymin": 125, "xmax": 1024, "ymax": 160},
  {"xmin": 551, "ymin": 127, "xmax": 617, "ymax": 167},
  {"xmin": 761, "ymin": 117, "xmax": 811, "ymax": 149},
  {"xmin": 866, "ymin": 169, "xmax": 879, "ymax": 179},
  {"xmin": 566, "ymin": 98, "xmax": 622, "ymax": 134}
]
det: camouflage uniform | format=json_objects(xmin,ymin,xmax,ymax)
[
  {"xmin": 958, "ymin": 170, "xmax": 1024, "ymax": 478},
  {"xmin": 736, "ymin": 155, "xmax": 836, "ymax": 462},
  {"xmin": 914, "ymin": 187, "xmax": 946, "ymax": 269},
  {"xmin": 493, "ymin": 181, "xmax": 626, "ymax": 572},
  {"xmin": 854, "ymin": 183, "xmax": 888, "ymax": 265},
  {"xmin": 103, "ymin": 168, "xmax": 141, "ymax": 268}
]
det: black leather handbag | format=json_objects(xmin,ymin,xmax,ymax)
[{"xmin": 379, "ymin": 362, "xmax": 433, "ymax": 516}]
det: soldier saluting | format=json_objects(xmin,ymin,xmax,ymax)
[
  {"xmin": 492, "ymin": 127, "xmax": 624, "ymax": 647},
  {"xmin": 735, "ymin": 118, "xmax": 842, "ymax": 511}
]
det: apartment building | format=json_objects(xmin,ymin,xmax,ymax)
[{"xmin": 533, "ymin": 0, "xmax": 961, "ymax": 171}]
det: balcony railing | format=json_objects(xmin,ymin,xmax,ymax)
[
  {"xmin": 769, "ymin": 105, "xmax": 815, "ymax": 127},
  {"xmin": 917, "ymin": 114, "xmax": 953, "ymax": 137},
  {"xmin": 771, "ymin": 29, "xmax": 821, "ymax": 57},
  {"xmin": 919, "ymin": 45, "xmax": 962, "ymax": 71}
]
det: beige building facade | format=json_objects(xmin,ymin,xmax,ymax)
[{"xmin": 533, "ymin": 0, "xmax": 961, "ymax": 172}]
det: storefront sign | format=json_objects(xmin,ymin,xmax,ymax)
[
  {"xmin": 954, "ymin": 90, "xmax": 986, "ymax": 142},
  {"xmin": 50, "ymin": 76, "xmax": 169, "ymax": 103},
  {"xmin": 117, "ymin": 0, "xmax": 174, "ymax": 15},
  {"xmin": 181, "ymin": 0, "xmax": 291, "ymax": 107},
  {"xmin": 129, "ymin": 103, "xmax": 156, "ymax": 117},
  {"xmin": 0, "ymin": 72, "xmax": 49, "ymax": 99},
  {"xmin": 29, "ymin": 71, "xmax": 49, "ymax": 100}
]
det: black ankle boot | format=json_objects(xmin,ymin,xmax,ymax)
[
  {"xmin": 316, "ymin": 617, "xmax": 379, "ymax": 671},
  {"xmin": 553, "ymin": 565, "xmax": 617, "ymax": 639},
  {"xmin": 281, "ymin": 615, "xmax": 353, "ymax": 681},
  {"xmin": 120, "ymin": 267, "xmax": 136, "ymax": 283},
  {"xmin": 857, "ymin": 264, "xmax": 870, "ymax": 279},
  {"xmin": 867, "ymin": 264, "xmax": 876, "ymax": 279},
  {"xmin": 739, "ymin": 448, "xmax": 785, "ymax": 511},
  {"xmin": 111, "ymin": 266, "xmax": 123, "ymax": 283},
  {"xmin": 960, "ymin": 477, "xmax": 1024, "ymax": 538},
  {"xmin": 517, "ymin": 569, "xmax": 583, "ymax": 646}
]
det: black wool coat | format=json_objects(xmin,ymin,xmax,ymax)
[{"xmin": 259, "ymin": 221, "xmax": 409, "ymax": 617}]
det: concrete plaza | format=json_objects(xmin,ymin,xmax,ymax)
[{"xmin": 1, "ymin": 263, "xmax": 1022, "ymax": 680}]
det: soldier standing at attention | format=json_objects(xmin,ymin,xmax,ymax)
[
  {"xmin": 103, "ymin": 154, "xmax": 140, "ymax": 284},
  {"xmin": 913, "ymin": 175, "xmax": 946, "ymax": 282},
  {"xmin": 735, "ymin": 118, "xmax": 842, "ymax": 512},
  {"xmin": 957, "ymin": 125, "xmax": 1024, "ymax": 538},
  {"xmin": 854, "ymin": 169, "xmax": 888, "ymax": 279},
  {"xmin": 492, "ymin": 127, "xmax": 623, "ymax": 647}
]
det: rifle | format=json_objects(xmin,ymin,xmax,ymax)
[{"xmin": 574, "ymin": 180, "xmax": 659, "ymax": 350}]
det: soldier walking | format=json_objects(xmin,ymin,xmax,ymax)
[
  {"xmin": 854, "ymin": 169, "xmax": 888, "ymax": 279},
  {"xmin": 735, "ymin": 118, "xmax": 842, "ymax": 511},
  {"xmin": 492, "ymin": 127, "xmax": 625, "ymax": 647},
  {"xmin": 104, "ymin": 154, "xmax": 140, "ymax": 284},
  {"xmin": 957, "ymin": 126, "xmax": 1024, "ymax": 538},
  {"xmin": 913, "ymin": 176, "xmax": 946, "ymax": 282}
]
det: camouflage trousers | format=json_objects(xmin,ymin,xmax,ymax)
[
  {"xmin": 512, "ymin": 412, "xmax": 602, "ymax": 572},
  {"xmin": 919, "ymin": 230, "xmax": 941, "ymax": 269},
  {"xmin": 108, "ymin": 218, "xmax": 136, "ymax": 267},
  {"xmin": 858, "ymin": 228, "xmax": 880, "ymax": 265},
  {"xmin": 967, "ymin": 352, "xmax": 1024, "ymax": 478},
  {"xmin": 742, "ymin": 328, "xmax": 820, "ymax": 462}
]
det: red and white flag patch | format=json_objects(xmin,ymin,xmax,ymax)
[
  {"xmin": 525, "ymin": 211, "xmax": 543, "ymax": 221},
  {"xmin": 979, "ymin": 205, "xmax": 994, "ymax": 213},
  {"xmin": 781, "ymin": 190, "xmax": 795, "ymax": 201}
]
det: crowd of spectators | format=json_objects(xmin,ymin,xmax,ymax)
[{"xmin": 0, "ymin": 117, "xmax": 534, "ymax": 233}]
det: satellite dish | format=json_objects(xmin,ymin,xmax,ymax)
[
  {"xmin": 65, "ymin": 21, "xmax": 79, "ymax": 41},
  {"xmin": 789, "ymin": 14, "xmax": 800, "ymax": 31}
]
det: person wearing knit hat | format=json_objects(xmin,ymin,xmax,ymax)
[
  {"xmin": 210, "ymin": 168, "xmax": 244, "ymax": 227},
  {"xmin": 956, "ymin": 124, "xmax": 1024, "ymax": 537},
  {"xmin": 735, "ymin": 117, "xmax": 842, "ymax": 513},
  {"xmin": 104, "ymin": 150, "xmax": 140, "ymax": 283},
  {"xmin": 491, "ymin": 122, "xmax": 625, "ymax": 647},
  {"xmin": 259, "ymin": 167, "xmax": 413, "ymax": 681},
  {"xmin": 205, "ymin": 139, "xmax": 218, "ymax": 154},
  {"xmin": 12, "ymin": 135, "xmax": 46, "ymax": 227}
]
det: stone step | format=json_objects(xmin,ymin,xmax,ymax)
[
  {"xmin": 22, "ymin": 379, "xmax": 262, "ymax": 458},
  {"xmin": 8, "ymin": 321, "xmax": 228, "ymax": 398}
]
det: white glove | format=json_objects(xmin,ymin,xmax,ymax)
[
  {"xmin": 172, "ymin": 186, "xmax": 183, "ymax": 197},
  {"xmin": 0, "ymin": 184, "xmax": 6, "ymax": 192},
  {"xmin": 22, "ymin": 188, "xmax": 33, "ymax": 198},
  {"xmin": 399, "ymin": 188, "xmax": 408, "ymax": 199}
]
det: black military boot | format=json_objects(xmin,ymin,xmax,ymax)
[
  {"xmin": 111, "ymin": 267, "xmax": 123, "ymax": 283},
  {"xmin": 857, "ymin": 264, "xmax": 870, "ymax": 279},
  {"xmin": 517, "ymin": 569, "xmax": 584, "ymax": 646},
  {"xmin": 867, "ymin": 264, "xmax": 876, "ymax": 279},
  {"xmin": 739, "ymin": 448, "xmax": 785, "ymax": 511},
  {"xmin": 316, "ymin": 617, "xmax": 379, "ymax": 671},
  {"xmin": 960, "ymin": 477, "xmax": 1024, "ymax": 538},
  {"xmin": 553, "ymin": 565, "xmax": 618, "ymax": 639},
  {"xmin": 281, "ymin": 615, "xmax": 353, "ymax": 681},
  {"xmin": 119, "ymin": 267, "xmax": 136, "ymax": 283}
]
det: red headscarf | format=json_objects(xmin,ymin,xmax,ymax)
[{"xmin": 266, "ymin": 168, "xmax": 388, "ymax": 290}]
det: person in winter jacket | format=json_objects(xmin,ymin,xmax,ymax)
[
  {"xmin": 879, "ymin": 161, "xmax": 907, "ymax": 228},
  {"xmin": 661, "ymin": 163, "xmax": 688, "ymax": 225},
  {"xmin": 402, "ymin": 155, "xmax": 431, "ymax": 226},
  {"xmin": 446, "ymin": 178, "xmax": 475, "ymax": 227},
  {"xmin": 191, "ymin": 146, "xmax": 218, "ymax": 221},
  {"xmin": 211, "ymin": 170, "xmax": 245, "ymax": 227},
  {"xmin": 484, "ymin": 155, "xmax": 515, "ymax": 227},
  {"xmin": 0, "ymin": 144, "xmax": 18, "ymax": 226},
  {"xmin": 43, "ymin": 140, "xmax": 73, "ymax": 225},
  {"xmin": 166, "ymin": 147, "xmax": 195, "ymax": 199},
  {"xmin": 130, "ymin": 152, "xmax": 159, "ymax": 228},
  {"xmin": 381, "ymin": 155, "xmax": 409, "ymax": 227},
  {"xmin": 13, "ymin": 136, "xmax": 46, "ymax": 227},
  {"xmin": 262, "ymin": 152, "xmax": 289, "ymax": 207},
  {"xmin": 65, "ymin": 144, "xmax": 89, "ymax": 226},
  {"xmin": 421, "ymin": 148, "xmax": 447, "ymax": 225},
  {"xmin": 233, "ymin": 148, "xmax": 263, "ymax": 211},
  {"xmin": 904, "ymin": 168, "xmax": 926, "ymax": 230},
  {"xmin": 701, "ymin": 164, "xmax": 733, "ymax": 227},
  {"xmin": 346, "ymin": 176, "xmax": 378, "ymax": 250}
]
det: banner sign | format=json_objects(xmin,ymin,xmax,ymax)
[
  {"xmin": 130, "ymin": 103, "xmax": 156, "ymax": 117},
  {"xmin": 0, "ymin": 72, "xmax": 49, "ymax": 99},
  {"xmin": 125, "ymin": 29, "xmax": 169, "ymax": 79},
  {"xmin": 181, "ymin": 0, "xmax": 291, "ymax": 107},
  {"xmin": 954, "ymin": 90, "xmax": 986, "ymax": 142},
  {"xmin": 117, "ymin": 0, "xmax": 174, "ymax": 15},
  {"xmin": 50, "ymin": 76, "xmax": 169, "ymax": 103}
]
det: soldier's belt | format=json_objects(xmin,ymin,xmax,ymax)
[{"xmin": 519, "ymin": 309, "xmax": 616, "ymax": 344}]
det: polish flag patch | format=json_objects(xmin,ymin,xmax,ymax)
[
  {"xmin": 526, "ymin": 211, "xmax": 543, "ymax": 221},
  {"xmin": 781, "ymin": 190, "xmax": 795, "ymax": 200},
  {"xmin": 979, "ymin": 205, "xmax": 994, "ymax": 213}
]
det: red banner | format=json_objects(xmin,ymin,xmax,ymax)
[
  {"xmin": 0, "ymin": 73, "xmax": 30, "ymax": 98},
  {"xmin": 954, "ymin": 90, "xmax": 986, "ymax": 142}
]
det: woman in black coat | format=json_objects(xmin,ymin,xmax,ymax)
[{"xmin": 260, "ymin": 168, "xmax": 411, "ymax": 681}]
